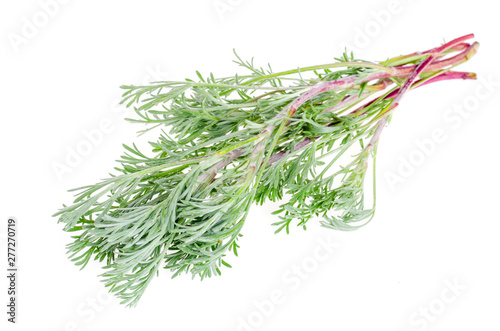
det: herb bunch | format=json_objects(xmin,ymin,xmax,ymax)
[{"xmin": 55, "ymin": 34, "xmax": 478, "ymax": 306}]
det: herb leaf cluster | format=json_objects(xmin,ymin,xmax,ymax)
[{"xmin": 55, "ymin": 35, "xmax": 478, "ymax": 306}]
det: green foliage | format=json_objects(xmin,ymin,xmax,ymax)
[{"xmin": 55, "ymin": 41, "xmax": 477, "ymax": 306}]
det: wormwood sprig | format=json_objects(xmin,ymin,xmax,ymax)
[{"xmin": 55, "ymin": 34, "xmax": 479, "ymax": 306}]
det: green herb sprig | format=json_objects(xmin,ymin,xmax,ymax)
[{"xmin": 55, "ymin": 34, "xmax": 478, "ymax": 306}]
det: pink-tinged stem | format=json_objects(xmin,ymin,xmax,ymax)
[
  {"xmin": 430, "ymin": 42, "xmax": 471, "ymax": 62},
  {"xmin": 394, "ymin": 54, "xmax": 436, "ymax": 105},
  {"xmin": 265, "ymin": 70, "xmax": 476, "ymax": 166},
  {"xmin": 200, "ymin": 35, "xmax": 479, "ymax": 181},
  {"xmin": 269, "ymin": 41, "xmax": 479, "ymax": 161},
  {"xmin": 323, "ymin": 79, "xmax": 392, "ymax": 113},
  {"xmin": 324, "ymin": 93, "xmax": 370, "ymax": 113},
  {"xmin": 384, "ymin": 71, "xmax": 476, "ymax": 99},
  {"xmin": 393, "ymin": 42, "xmax": 479, "ymax": 76},
  {"xmin": 274, "ymin": 39, "xmax": 479, "ymax": 123},
  {"xmin": 350, "ymin": 70, "xmax": 476, "ymax": 118},
  {"xmin": 385, "ymin": 43, "xmax": 470, "ymax": 67},
  {"xmin": 367, "ymin": 46, "xmax": 442, "ymax": 149},
  {"xmin": 396, "ymin": 33, "xmax": 474, "ymax": 59},
  {"xmin": 431, "ymin": 33, "xmax": 474, "ymax": 53},
  {"xmin": 284, "ymin": 43, "xmax": 477, "ymax": 118},
  {"xmin": 264, "ymin": 42, "xmax": 478, "ymax": 168},
  {"xmin": 287, "ymin": 77, "xmax": 357, "ymax": 117}
]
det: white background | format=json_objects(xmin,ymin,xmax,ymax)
[{"xmin": 1, "ymin": 0, "xmax": 499, "ymax": 330}]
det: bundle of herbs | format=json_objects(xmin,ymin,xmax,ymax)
[{"xmin": 55, "ymin": 34, "xmax": 478, "ymax": 306}]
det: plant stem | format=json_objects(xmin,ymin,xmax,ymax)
[{"xmin": 265, "ymin": 70, "xmax": 476, "ymax": 166}]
